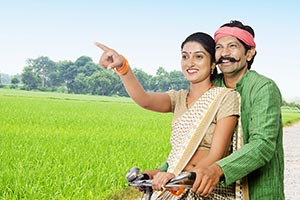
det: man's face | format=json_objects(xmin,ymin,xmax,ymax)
[{"xmin": 215, "ymin": 36, "xmax": 249, "ymax": 77}]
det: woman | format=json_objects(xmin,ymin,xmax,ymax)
[{"xmin": 95, "ymin": 32, "xmax": 241, "ymax": 199}]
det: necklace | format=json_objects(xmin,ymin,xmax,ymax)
[{"xmin": 186, "ymin": 83, "xmax": 214, "ymax": 108}]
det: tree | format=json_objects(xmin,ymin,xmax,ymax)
[
  {"xmin": 76, "ymin": 57, "xmax": 98, "ymax": 77},
  {"xmin": 11, "ymin": 77, "xmax": 20, "ymax": 85},
  {"xmin": 149, "ymin": 67, "xmax": 170, "ymax": 92},
  {"xmin": 26, "ymin": 56, "xmax": 57, "ymax": 88},
  {"xmin": 132, "ymin": 68, "xmax": 152, "ymax": 91},
  {"xmin": 87, "ymin": 70, "xmax": 118, "ymax": 96},
  {"xmin": 21, "ymin": 66, "xmax": 41, "ymax": 90},
  {"xmin": 58, "ymin": 56, "xmax": 99, "ymax": 93},
  {"xmin": 74, "ymin": 56, "xmax": 93, "ymax": 68},
  {"xmin": 169, "ymin": 70, "xmax": 189, "ymax": 90},
  {"xmin": 58, "ymin": 61, "xmax": 76, "ymax": 92},
  {"xmin": 72, "ymin": 73, "xmax": 89, "ymax": 94}
]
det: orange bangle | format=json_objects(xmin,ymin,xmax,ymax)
[
  {"xmin": 170, "ymin": 187, "xmax": 184, "ymax": 196},
  {"xmin": 115, "ymin": 56, "xmax": 129, "ymax": 76}
]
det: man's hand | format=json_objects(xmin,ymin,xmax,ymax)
[{"xmin": 191, "ymin": 164, "xmax": 223, "ymax": 197}]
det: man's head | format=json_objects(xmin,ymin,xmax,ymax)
[{"xmin": 214, "ymin": 20, "xmax": 257, "ymax": 78}]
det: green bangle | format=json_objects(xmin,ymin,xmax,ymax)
[
  {"xmin": 156, "ymin": 161, "xmax": 168, "ymax": 172},
  {"xmin": 219, "ymin": 175, "xmax": 226, "ymax": 186}
]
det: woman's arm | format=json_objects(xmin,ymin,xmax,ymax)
[
  {"xmin": 95, "ymin": 42, "xmax": 171, "ymax": 112},
  {"xmin": 195, "ymin": 115, "xmax": 238, "ymax": 168}
]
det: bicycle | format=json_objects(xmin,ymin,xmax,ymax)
[{"xmin": 126, "ymin": 167, "xmax": 196, "ymax": 200}]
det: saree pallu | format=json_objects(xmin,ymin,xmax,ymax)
[{"xmin": 151, "ymin": 88, "xmax": 248, "ymax": 200}]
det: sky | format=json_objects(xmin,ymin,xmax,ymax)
[{"xmin": 1, "ymin": 0, "xmax": 299, "ymax": 101}]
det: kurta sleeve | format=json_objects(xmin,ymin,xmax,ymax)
[{"xmin": 216, "ymin": 80, "xmax": 282, "ymax": 186}]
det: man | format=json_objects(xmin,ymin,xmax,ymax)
[{"xmin": 191, "ymin": 20, "xmax": 284, "ymax": 199}]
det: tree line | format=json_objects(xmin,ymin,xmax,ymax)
[
  {"xmin": 1, "ymin": 55, "xmax": 300, "ymax": 109},
  {"xmin": 1, "ymin": 56, "xmax": 189, "ymax": 96}
]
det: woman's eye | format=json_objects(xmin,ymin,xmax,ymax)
[{"xmin": 182, "ymin": 55, "xmax": 188, "ymax": 59}]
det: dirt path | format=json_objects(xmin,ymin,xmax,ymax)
[{"xmin": 284, "ymin": 123, "xmax": 300, "ymax": 200}]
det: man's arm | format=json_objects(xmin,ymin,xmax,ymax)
[
  {"xmin": 217, "ymin": 81, "xmax": 282, "ymax": 185},
  {"xmin": 191, "ymin": 80, "xmax": 282, "ymax": 195}
]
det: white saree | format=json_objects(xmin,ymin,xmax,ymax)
[{"xmin": 151, "ymin": 88, "xmax": 248, "ymax": 200}]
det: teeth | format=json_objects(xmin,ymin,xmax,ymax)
[
  {"xmin": 222, "ymin": 60, "xmax": 230, "ymax": 63},
  {"xmin": 187, "ymin": 69, "xmax": 198, "ymax": 73}
]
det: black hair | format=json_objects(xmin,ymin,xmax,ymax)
[
  {"xmin": 181, "ymin": 32, "xmax": 218, "ymax": 80},
  {"xmin": 220, "ymin": 20, "xmax": 257, "ymax": 69}
]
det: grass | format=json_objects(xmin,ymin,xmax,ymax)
[
  {"xmin": 282, "ymin": 109, "xmax": 300, "ymax": 126},
  {"xmin": 0, "ymin": 89, "xmax": 299, "ymax": 199},
  {"xmin": 0, "ymin": 89, "xmax": 172, "ymax": 199}
]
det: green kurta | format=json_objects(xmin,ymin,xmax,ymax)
[{"xmin": 214, "ymin": 70, "xmax": 284, "ymax": 199}]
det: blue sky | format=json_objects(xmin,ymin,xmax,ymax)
[{"xmin": 1, "ymin": 0, "xmax": 299, "ymax": 100}]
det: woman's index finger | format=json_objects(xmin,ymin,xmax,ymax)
[{"xmin": 95, "ymin": 42, "xmax": 111, "ymax": 52}]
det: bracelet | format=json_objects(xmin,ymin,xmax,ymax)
[{"xmin": 115, "ymin": 56, "xmax": 129, "ymax": 76}]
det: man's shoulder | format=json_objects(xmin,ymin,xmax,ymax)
[
  {"xmin": 246, "ymin": 70, "xmax": 275, "ymax": 83},
  {"xmin": 242, "ymin": 70, "xmax": 279, "ymax": 90},
  {"xmin": 242, "ymin": 70, "xmax": 282, "ymax": 99}
]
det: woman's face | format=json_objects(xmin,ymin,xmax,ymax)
[{"xmin": 181, "ymin": 41, "xmax": 213, "ymax": 83}]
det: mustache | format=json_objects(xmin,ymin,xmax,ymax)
[{"xmin": 217, "ymin": 57, "xmax": 240, "ymax": 64}]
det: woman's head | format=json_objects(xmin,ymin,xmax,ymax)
[{"xmin": 181, "ymin": 32, "xmax": 217, "ymax": 81}]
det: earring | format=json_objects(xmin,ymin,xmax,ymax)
[{"xmin": 211, "ymin": 68, "xmax": 214, "ymax": 74}]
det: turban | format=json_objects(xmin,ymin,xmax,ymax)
[{"xmin": 214, "ymin": 26, "xmax": 256, "ymax": 47}]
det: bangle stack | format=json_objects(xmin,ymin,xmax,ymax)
[{"xmin": 115, "ymin": 56, "xmax": 129, "ymax": 76}]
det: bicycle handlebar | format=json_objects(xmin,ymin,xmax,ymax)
[{"xmin": 126, "ymin": 167, "xmax": 196, "ymax": 199}]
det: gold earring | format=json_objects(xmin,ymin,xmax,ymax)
[{"xmin": 211, "ymin": 68, "xmax": 214, "ymax": 74}]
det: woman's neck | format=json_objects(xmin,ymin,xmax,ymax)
[{"xmin": 187, "ymin": 82, "xmax": 213, "ymax": 106}]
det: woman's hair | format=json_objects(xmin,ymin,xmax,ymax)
[
  {"xmin": 220, "ymin": 20, "xmax": 257, "ymax": 69},
  {"xmin": 181, "ymin": 32, "xmax": 217, "ymax": 80}
]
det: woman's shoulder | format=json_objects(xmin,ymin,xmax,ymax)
[
  {"xmin": 167, "ymin": 89, "xmax": 189, "ymax": 98},
  {"xmin": 212, "ymin": 87, "xmax": 240, "ymax": 103},
  {"xmin": 167, "ymin": 89, "xmax": 189, "ymax": 112},
  {"xmin": 213, "ymin": 87, "xmax": 239, "ymax": 96}
]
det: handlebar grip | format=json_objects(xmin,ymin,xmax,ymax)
[{"xmin": 188, "ymin": 172, "xmax": 196, "ymax": 181}]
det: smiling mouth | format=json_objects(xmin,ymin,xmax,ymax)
[
  {"xmin": 217, "ymin": 57, "xmax": 240, "ymax": 64},
  {"xmin": 186, "ymin": 68, "xmax": 198, "ymax": 73}
]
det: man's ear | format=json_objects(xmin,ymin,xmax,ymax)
[{"xmin": 247, "ymin": 47, "xmax": 256, "ymax": 61}]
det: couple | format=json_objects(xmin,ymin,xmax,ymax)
[{"xmin": 95, "ymin": 20, "xmax": 284, "ymax": 200}]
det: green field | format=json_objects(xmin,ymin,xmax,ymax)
[{"xmin": 1, "ymin": 89, "xmax": 299, "ymax": 199}]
